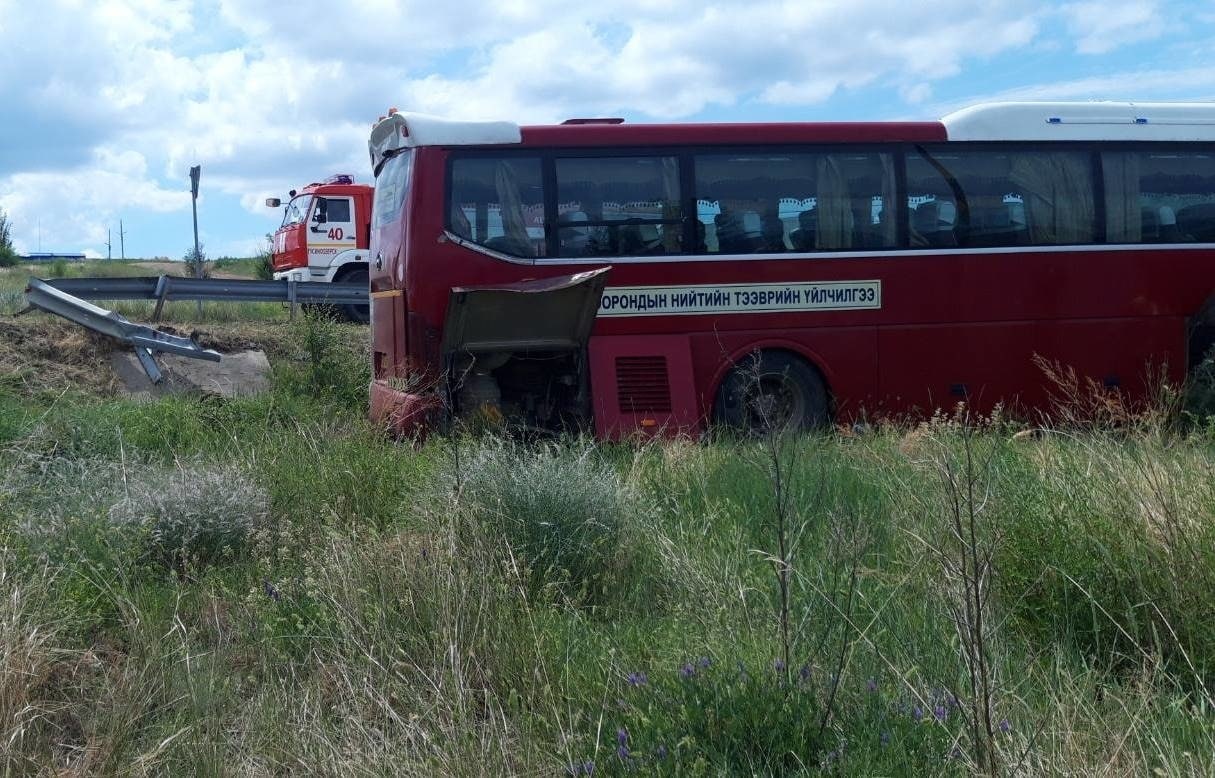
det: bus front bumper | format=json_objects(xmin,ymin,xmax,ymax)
[{"xmin": 369, "ymin": 379, "xmax": 441, "ymax": 439}]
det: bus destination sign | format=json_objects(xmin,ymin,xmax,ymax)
[{"xmin": 597, "ymin": 280, "xmax": 881, "ymax": 317}]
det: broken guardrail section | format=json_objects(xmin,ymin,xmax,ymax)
[{"xmin": 23, "ymin": 278, "xmax": 221, "ymax": 384}]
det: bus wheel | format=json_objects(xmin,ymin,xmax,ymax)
[
  {"xmin": 713, "ymin": 351, "xmax": 828, "ymax": 434},
  {"xmin": 338, "ymin": 266, "xmax": 370, "ymax": 324}
]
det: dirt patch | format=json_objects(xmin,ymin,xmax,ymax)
[
  {"xmin": 0, "ymin": 318, "xmax": 120, "ymax": 396},
  {"xmin": 0, "ymin": 315, "xmax": 317, "ymax": 398}
]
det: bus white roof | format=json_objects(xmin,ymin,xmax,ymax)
[
  {"xmin": 942, "ymin": 101, "xmax": 1215, "ymax": 142},
  {"xmin": 369, "ymin": 112, "xmax": 521, "ymax": 172}
]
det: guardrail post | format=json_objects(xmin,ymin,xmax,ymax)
[
  {"xmin": 152, "ymin": 275, "xmax": 171, "ymax": 322},
  {"xmin": 288, "ymin": 279, "xmax": 297, "ymax": 321}
]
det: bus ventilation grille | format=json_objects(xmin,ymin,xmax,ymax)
[{"xmin": 615, "ymin": 356, "xmax": 671, "ymax": 414}]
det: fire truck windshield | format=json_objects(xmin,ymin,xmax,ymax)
[{"xmin": 282, "ymin": 195, "xmax": 314, "ymax": 227}]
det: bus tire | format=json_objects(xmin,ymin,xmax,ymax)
[
  {"xmin": 713, "ymin": 351, "xmax": 829, "ymax": 434},
  {"xmin": 336, "ymin": 266, "xmax": 370, "ymax": 324}
]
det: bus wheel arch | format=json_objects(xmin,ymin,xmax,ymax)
[{"xmin": 711, "ymin": 346, "xmax": 832, "ymax": 434}]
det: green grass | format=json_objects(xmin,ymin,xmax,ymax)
[{"xmin": 1, "ymin": 335, "xmax": 1214, "ymax": 775}]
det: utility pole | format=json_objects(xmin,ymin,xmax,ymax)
[
  {"xmin": 106, "ymin": 229, "xmax": 112, "ymax": 260},
  {"xmin": 119, "ymin": 220, "xmax": 126, "ymax": 260},
  {"xmin": 189, "ymin": 165, "xmax": 202, "ymax": 317}
]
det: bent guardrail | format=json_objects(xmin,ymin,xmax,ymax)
[{"xmin": 23, "ymin": 278, "xmax": 222, "ymax": 384}]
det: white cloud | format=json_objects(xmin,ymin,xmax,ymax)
[
  {"xmin": 0, "ymin": 0, "xmax": 1211, "ymax": 257},
  {"xmin": 0, "ymin": 148, "xmax": 188, "ymax": 255},
  {"xmin": 1062, "ymin": 1, "xmax": 1165, "ymax": 55}
]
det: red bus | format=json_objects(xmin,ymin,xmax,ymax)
[{"xmin": 366, "ymin": 104, "xmax": 1215, "ymax": 437}]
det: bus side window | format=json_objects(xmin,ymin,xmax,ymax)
[
  {"xmin": 554, "ymin": 157, "xmax": 682, "ymax": 258},
  {"xmin": 1103, "ymin": 151, "xmax": 1215, "ymax": 244},
  {"xmin": 448, "ymin": 156, "xmax": 545, "ymax": 258}
]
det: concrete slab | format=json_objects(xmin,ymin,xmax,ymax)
[{"xmin": 112, "ymin": 349, "xmax": 272, "ymax": 399}]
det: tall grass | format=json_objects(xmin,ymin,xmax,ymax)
[{"xmin": 0, "ymin": 352, "xmax": 1213, "ymax": 773}]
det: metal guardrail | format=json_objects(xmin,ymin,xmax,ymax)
[
  {"xmin": 42, "ymin": 275, "xmax": 368, "ymax": 320},
  {"xmin": 23, "ymin": 278, "xmax": 222, "ymax": 384}
]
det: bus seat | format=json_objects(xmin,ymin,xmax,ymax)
[
  {"xmin": 790, "ymin": 209, "xmax": 817, "ymax": 251},
  {"xmin": 759, "ymin": 214, "xmax": 787, "ymax": 252},
  {"xmin": 1141, "ymin": 206, "xmax": 1160, "ymax": 242},
  {"xmin": 1157, "ymin": 206, "xmax": 1179, "ymax": 242},
  {"xmin": 715, "ymin": 211, "xmax": 749, "ymax": 253},
  {"xmin": 559, "ymin": 211, "xmax": 591, "ymax": 254},
  {"xmin": 1177, "ymin": 203, "xmax": 1215, "ymax": 242},
  {"xmin": 914, "ymin": 201, "xmax": 957, "ymax": 247}
]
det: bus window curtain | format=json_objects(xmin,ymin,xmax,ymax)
[
  {"xmin": 495, "ymin": 161, "xmax": 531, "ymax": 254},
  {"xmin": 816, "ymin": 155, "xmax": 854, "ymax": 249},
  {"xmin": 878, "ymin": 154, "xmax": 897, "ymax": 247},
  {"xmin": 661, "ymin": 157, "xmax": 682, "ymax": 253},
  {"xmin": 1102, "ymin": 152, "xmax": 1142, "ymax": 243},
  {"xmin": 1010, "ymin": 152, "xmax": 1095, "ymax": 244}
]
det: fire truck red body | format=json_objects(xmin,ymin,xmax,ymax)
[{"xmin": 267, "ymin": 174, "xmax": 373, "ymax": 321}]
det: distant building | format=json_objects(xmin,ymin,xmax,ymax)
[{"xmin": 23, "ymin": 252, "xmax": 87, "ymax": 262}]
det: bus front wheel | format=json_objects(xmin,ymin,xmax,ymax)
[{"xmin": 713, "ymin": 351, "xmax": 829, "ymax": 434}]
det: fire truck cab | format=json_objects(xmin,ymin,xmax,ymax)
[{"xmin": 266, "ymin": 174, "xmax": 373, "ymax": 322}]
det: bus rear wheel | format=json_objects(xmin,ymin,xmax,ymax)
[
  {"xmin": 337, "ymin": 266, "xmax": 370, "ymax": 324},
  {"xmin": 713, "ymin": 351, "xmax": 828, "ymax": 434}
]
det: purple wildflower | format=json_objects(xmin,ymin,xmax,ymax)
[
  {"xmin": 698, "ymin": 656, "xmax": 712, "ymax": 668},
  {"xmin": 774, "ymin": 658, "xmax": 787, "ymax": 673},
  {"xmin": 912, "ymin": 704, "xmax": 924, "ymax": 723},
  {"xmin": 999, "ymin": 718, "xmax": 1012, "ymax": 734},
  {"xmin": 934, "ymin": 704, "xmax": 949, "ymax": 722},
  {"xmin": 655, "ymin": 744, "xmax": 668, "ymax": 760},
  {"xmin": 616, "ymin": 745, "xmax": 631, "ymax": 761},
  {"xmin": 679, "ymin": 662, "xmax": 696, "ymax": 679},
  {"xmin": 583, "ymin": 760, "xmax": 595, "ymax": 775},
  {"xmin": 616, "ymin": 727, "xmax": 629, "ymax": 746},
  {"xmin": 799, "ymin": 664, "xmax": 812, "ymax": 683},
  {"xmin": 949, "ymin": 745, "xmax": 963, "ymax": 760},
  {"xmin": 879, "ymin": 730, "xmax": 891, "ymax": 747},
  {"xmin": 866, "ymin": 676, "xmax": 878, "ymax": 693},
  {"xmin": 626, "ymin": 671, "xmax": 647, "ymax": 687}
]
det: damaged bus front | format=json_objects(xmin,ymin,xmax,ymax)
[{"xmin": 366, "ymin": 111, "xmax": 611, "ymax": 436}]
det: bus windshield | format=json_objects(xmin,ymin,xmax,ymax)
[
  {"xmin": 373, "ymin": 152, "xmax": 412, "ymax": 229},
  {"xmin": 282, "ymin": 195, "xmax": 314, "ymax": 227}
]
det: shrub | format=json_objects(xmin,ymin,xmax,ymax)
[
  {"xmin": 452, "ymin": 438, "xmax": 670, "ymax": 610},
  {"xmin": 1183, "ymin": 348, "xmax": 1215, "ymax": 424},
  {"xmin": 276, "ymin": 310, "xmax": 369, "ymax": 411},
  {"xmin": 0, "ymin": 208, "xmax": 17, "ymax": 268},
  {"xmin": 109, "ymin": 462, "xmax": 268, "ymax": 573},
  {"xmin": 182, "ymin": 243, "xmax": 210, "ymax": 279}
]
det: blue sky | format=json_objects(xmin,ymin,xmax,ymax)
[{"xmin": 1, "ymin": 0, "xmax": 1213, "ymax": 259}]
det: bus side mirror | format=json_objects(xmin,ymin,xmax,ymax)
[{"xmin": 265, "ymin": 197, "xmax": 281, "ymax": 208}]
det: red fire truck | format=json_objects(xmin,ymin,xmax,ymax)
[
  {"xmin": 266, "ymin": 174, "xmax": 373, "ymax": 322},
  {"xmin": 365, "ymin": 105, "xmax": 1215, "ymax": 438}
]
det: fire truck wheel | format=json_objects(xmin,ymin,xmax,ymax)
[
  {"xmin": 338, "ymin": 266, "xmax": 370, "ymax": 324},
  {"xmin": 713, "ymin": 351, "xmax": 829, "ymax": 434}
]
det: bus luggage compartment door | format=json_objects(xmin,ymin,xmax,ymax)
[
  {"xmin": 589, "ymin": 334, "xmax": 699, "ymax": 439},
  {"xmin": 440, "ymin": 267, "xmax": 610, "ymax": 428}
]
